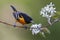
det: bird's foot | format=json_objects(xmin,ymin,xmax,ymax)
[
  {"xmin": 24, "ymin": 26, "xmax": 28, "ymax": 30},
  {"xmin": 13, "ymin": 24, "xmax": 16, "ymax": 27}
]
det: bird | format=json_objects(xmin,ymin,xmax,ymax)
[{"xmin": 10, "ymin": 5, "xmax": 34, "ymax": 28}]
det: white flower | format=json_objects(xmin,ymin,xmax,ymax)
[
  {"xmin": 30, "ymin": 24, "xmax": 50, "ymax": 37},
  {"xmin": 40, "ymin": 2, "xmax": 56, "ymax": 25},
  {"xmin": 40, "ymin": 2, "xmax": 56, "ymax": 18},
  {"xmin": 30, "ymin": 24, "xmax": 42, "ymax": 35}
]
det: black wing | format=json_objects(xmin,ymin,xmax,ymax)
[{"xmin": 19, "ymin": 13, "xmax": 33, "ymax": 24}]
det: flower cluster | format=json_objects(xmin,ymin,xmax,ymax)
[
  {"xmin": 30, "ymin": 24, "xmax": 42, "ymax": 35},
  {"xmin": 30, "ymin": 24, "xmax": 50, "ymax": 37},
  {"xmin": 40, "ymin": 2, "xmax": 56, "ymax": 25}
]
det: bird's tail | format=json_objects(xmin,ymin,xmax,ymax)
[{"xmin": 10, "ymin": 5, "xmax": 17, "ymax": 12}]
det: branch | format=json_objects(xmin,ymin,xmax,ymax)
[
  {"xmin": 0, "ymin": 20, "xmax": 30, "ymax": 29},
  {"xmin": 52, "ymin": 18, "xmax": 60, "ymax": 25},
  {"xmin": 0, "ymin": 18, "xmax": 60, "ymax": 30}
]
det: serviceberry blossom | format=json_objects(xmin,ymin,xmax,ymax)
[
  {"xmin": 30, "ymin": 24, "xmax": 42, "ymax": 35},
  {"xmin": 40, "ymin": 2, "xmax": 56, "ymax": 25}
]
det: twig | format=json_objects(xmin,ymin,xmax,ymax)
[
  {"xmin": 0, "ymin": 18, "xmax": 60, "ymax": 30},
  {"xmin": 0, "ymin": 20, "xmax": 30, "ymax": 29},
  {"xmin": 50, "ymin": 18, "xmax": 60, "ymax": 26}
]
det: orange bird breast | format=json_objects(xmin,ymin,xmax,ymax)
[{"xmin": 18, "ymin": 17, "xmax": 26, "ymax": 25}]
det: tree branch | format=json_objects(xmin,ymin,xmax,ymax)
[{"xmin": 0, "ymin": 20, "xmax": 30, "ymax": 29}]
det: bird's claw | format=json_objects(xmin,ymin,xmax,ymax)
[
  {"xmin": 13, "ymin": 24, "xmax": 16, "ymax": 27},
  {"xmin": 24, "ymin": 26, "xmax": 28, "ymax": 30}
]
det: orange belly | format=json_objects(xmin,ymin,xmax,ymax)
[{"xmin": 18, "ymin": 17, "xmax": 26, "ymax": 25}]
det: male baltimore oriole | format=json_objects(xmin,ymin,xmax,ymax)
[{"xmin": 10, "ymin": 5, "xmax": 34, "ymax": 27}]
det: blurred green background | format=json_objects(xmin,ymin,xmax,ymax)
[{"xmin": 0, "ymin": 0, "xmax": 60, "ymax": 40}]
